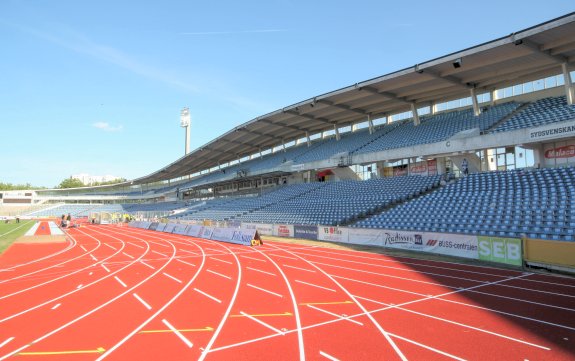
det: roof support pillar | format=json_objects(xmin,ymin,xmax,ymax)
[
  {"xmin": 386, "ymin": 115, "xmax": 391, "ymax": 125},
  {"xmin": 334, "ymin": 124, "xmax": 340, "ymax": 141},
  {"xmin": 411, "ymin": 103, "xmax": 420, "ymax": 126},
  {"xmin": 491, "ymin": 89, "xmax": 497, "ymax": 106},
  {"xmin": 282, "ymin": 139, "xmax": 286, "ymax": 152},
  {"xmin": 431, "ymin": 102, "xmax": 437, "ymax": 115},
  {"xmin": 368, "ymin": 114, "xmax": 374, "ymax": 134},
  {"xmin": 470, "ymin": 88, "xmax": 481, "ymax": 116},
  {"xmin": 306, "ymin": 131, "xmax": 311, "ymax": 147},
  {"xmin": 562, "ymin": 63, "xmax": 574, "ymax": 105}
]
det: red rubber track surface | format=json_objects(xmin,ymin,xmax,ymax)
[{"xmin": 0, "ymin": 224, "xmax": 574, "ymax": 360}]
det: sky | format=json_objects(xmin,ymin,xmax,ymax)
[{"xmin": 1, "ymin": 0, "xmax": 573, "ymax": 188}]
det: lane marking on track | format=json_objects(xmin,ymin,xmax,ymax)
[
  {"xmin": 180, "ymin": 249, "xmax": 199, "ymax": 255},
  {"xmin": 353, "ymin": 294, "xmax": 551, "ymax": 350},
  {"xmin": 122, "ymin": 252, "xmax": 135, "ymax": 259},
  {"xmin": 133, "ymin": 293, "xmax": 152, "ymax": 310},
  {"xmin": 104, "ymin": 243, "xmax": 116, "ymax": 251},
  {"xmin": 211, "ymin": 257, "xmax": 232, "ymax": 264},
  {"xmin": 90, "ymin": 254, "xmax": 98, "ymax": 262},
  {"xmin": 241, "ymin": 255, "xmax": 266, "ymax": 263},
  {"xmin": 51, "ymin": 303, "xmax": 61, "ymax": 310},
  {"xmin": 76, "ymin": 284, "xmax": 83, "ymax": 289},
  {"xmin": 246, "ymin": 267, "xmax": 276, "ymax": 276},
  {"xmin": 207, "ymin": 269, "xmax": 231, "ymax": 280},
  {"xmin": 162, "ymin": 319, "xmax": 193, "ymax": 348},
  {"xmin": 205, "ymin": 247, "xmax": 227, "ymax": 253},
  {"xmin": 300, "ymin": 301, "xmax": 353, "ymax": 306},
  {"xmin": 140, "ymin": 326, "xmax": 213, "ymax": 334},
  {"xmin": 269, "ymin": 254, "xmax": 298, "ymax": 260},
  {"xmin": 0, "ymin": 337, "xmax": 14, "ymax": 349},
  {"xmin": 282, "ymin": 264, "xmax": 316, "ymax": 273},
  {"xmin": 239, "ymin": 311, "xmax": 284, "ymax": 335},
  {"xmin": 101, "ymin": 264, "xmax": 110, "ymax": 273},
  {"xmin": 156, "ymin": 242, "xmax": 171, "ymax": 249},
  {"xmin": 247, "ymin": 284, "xmax": 283, "ymax": 298},
  {"xmin": 230, "ymin": 312, "xmax": 292, "ymax": 318},
  {"xmin": 319, "ymin": 351, "xmax": 340, "ymax": 361},
  {"xmin": 131, "ymin": 242, "xmax": 145, "ymax": 249},
  {"xmin": 153, "ymin": 251, "xmax": 168, "ymax": 257},
  {"xmin": 176, "ymin": 259, "xmax": 196, "ymax": 267},
  {"xmin": 114, "ymin": 276, "xmax": 127, "ymax": 288},
  {"xmin": 80, "ymin": 245, "xmax": 87, "ymax": 252},
  {"xmin": 194, "ymin": 288, "xmax": 221, "ymax": 303},
  {"xmin": 306, "ymin": 304, "xmax": 363, "ymax": 326},
  {"xmin": 140, "ymin": 260, "xmax": 155, "ymax": 269},
  {"xmin": 163, "ymin": 272, "xmax": 182, "ymax": 284},
  {"xmin": 18, "ymin": 347, "xmax": 106, "ymax": 356},
  {"xmin": 387, "ymin": 332, "xmax": 466, "ymax": 361},
  {"xmin": 295, "ymin": 280, "xmax": 336, "ymax": 292}
]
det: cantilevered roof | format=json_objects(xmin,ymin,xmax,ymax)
[{"xmin": 135, "ymin": 12, "xmax": 575, "ymax": 185}]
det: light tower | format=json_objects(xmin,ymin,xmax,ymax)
[{"xmin": 180, "ymin": 107, "xmax": 191, "ymax": 155}]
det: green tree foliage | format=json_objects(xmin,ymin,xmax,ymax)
[
  {"xmin": 0, "ymin": 182, "xmax": 44, "ymax": 190},
  {"xmin": 58, "ymin": 178, "xmax": 86, "ymax": 189}
]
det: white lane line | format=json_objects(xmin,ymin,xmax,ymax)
[
  {"xmin": 101, "ymin": 264, "xmax": 111, "ymax": 273},
  {"xmin": 153, "ymin": 250, "xmax": 168, "ymax": 257},
  {"xmin": 207, "ymin": 269, "xmax": 231, "ymax": 280},
  {"xmin": 176, "ymin": 259, "xmax": 196, "ymax": 267},
  {"xmin": 77, "ymin": 284, "xmax": 83, "ymax": 289},
  {"xmin": 162, "ymin": 319, "xmax": 193, "ymax": 348},
  {"xmin": 105, "ymin": 243, "xmax": 117, "ymax": 250},
  {"xmin": 51, "ymin": 303, "xmax": 61, "ymax": 310},
  {"xmin": 194, "ymin": 288, "xmax": 221, "ymax": 303},
  {"xmin": 163, "ymin": 272, "xmax": 183, "ymax": 284},
  {"xmin": 295, "ymin": 280, "xmax": 336, "ymax": 292},
  {"xmin": 270, "ymin": 254, "xmax": 298, "ymax": 260},
  {"xmin": 211, "ymin": 257, "xmax": 232, "ymax": 265},
  {"xmin": 80, "ymin": 245, "xmax": 87, "ymax": 252},
  {"xmin": 133, "ymin": 293, "xmax": 152, "ymax": 310},
  {"xmin": 156, "ymin": 242, "xmax": 171, "ymax": 248},
  {"xmin": 319, "ymin": 351, "xmax": 340, "ymax": 361},
  {"xmin": 240, "ymin": 311, "xmax": 284, "ymax": 335},
  {"xmin": 132, "ymin": 242, "xmax": 145, "ymax": 249},
  {"xmin": 122, "ymin": 252, "xmax": 135, "ymax": 259},
  {"xmin": 353, "ymin": 294, "xmax": 550, "ymax": 350},
  {"xmin": 247, "ymin": 284, "xmax": 283, "ymax": 298},
  {"xmin": 388, "ymin": 332, "xmax": 466, "ymax": 361},
  {"xmin": 90, "ymin": 254, "xmax": 98, "ymax": 262},
  {"xmin": 241, "ymin": 255, "xmax": 266, "ymax": 263},
  {"xmin": 205, "ymin": 247, "xmax": 226, "ymax": 254},
  {"xmin": 0, "ymin": 337, "xmax": 14, "ymax": 349},
  {"xmin": 283, "ymin": 264, "xmax": 316, "ymax": 273},
  {"xmin": 140, "ymin": 260, "xmax": 155, "ymax": 270},
  {"xmin": 114, "ymin": 276, "xmax": 128, "ymax": 288},
  {"xmin": 307, "ymin": 304, "xmax": 362, "ymax": 326},
  {"xmin": 180, "ymin": 249, "xmax": 199, "ymax": 255},
  {"xmin": 246, "ymin": 267, "xmax": 276, "ymax": 276}
]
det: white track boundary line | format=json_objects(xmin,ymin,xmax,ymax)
[
  {"xmin": 307, "ymin": 304, "xmax": 363, "ymax": 326},
  {"xmin": 162, "ymin": 319, "xmax": 193, "ymax": 348},
  {"xmin": 240, "ymin": 311, "xmax": 284, "ymax": 335},
  {"xmin": 319, "ymin": 350, "xmax": 340, "ymax": 361},
  {"xmin": 140, "ymin": 260, "xmax": 155, "ymax": 269},
  {"xmin": 163, "ymin": 272, "xmax": 182, "ymax": 284},
  {"xmin": 246, "ymin": 267, "xmax": 276, "ymax": 276},
  {"xmin": 114, "ymin": 276, "xmax": 127, "ymax": 288},
  {"xmin": 133, "ymin": 293, "xmax": 152, "ymax": 310},
  {"xmin": 282, "ymin": 264, "xmax": 316, "ymax": 273},
  {"xmin": 211, "ymin": 257, "xmax": 232, "ymax": 264},
  {"xmin": 241, "ymin": 255, "xmax": 266, "ymax": 263},
  {"xmin": 176, "ymin": 259, "xmax": 196, "ymax": 267},
  {"xmin": 207, "ymin": 269, "xmax": 231, "ymax": 280},
  {"xmin": 295, "ymin": 280, "xmax": 336, "ymax": 292},
  {"xmin": 0, "ymin": 337, "xmax": 14, "ymax": 349},
  {"xmin": 247, "ymin": 284, "xmax": 283, "ymax": 298},
  {"xmin": 194, "ymin": 288, "xmax": 222, "ymax": 303}
]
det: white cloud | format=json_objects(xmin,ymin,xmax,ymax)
[{"xmin": 92, "ymin": 122, "xmax": 123, "ymax": 132}]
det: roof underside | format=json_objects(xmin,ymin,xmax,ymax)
[{"xmin": 136, "ymin": 13, "xmax": 575, "ymax": 185}]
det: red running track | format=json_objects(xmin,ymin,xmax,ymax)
[{"xmin": 0, "ymin": 224, "xmax": 574, "ymax": 360}]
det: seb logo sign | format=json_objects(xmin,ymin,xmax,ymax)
[{"xmin": 478, "ymin": 237, "xmax": 522, "ymax": 266}]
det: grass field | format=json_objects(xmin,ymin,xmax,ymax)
[{"xmin": 0, "ymin": 220, "xmax": 36, "ymax": 254}]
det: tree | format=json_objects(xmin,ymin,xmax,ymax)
[{"xmin": 58, "ymin": 178, "xmax": 85, "ymax": 189}]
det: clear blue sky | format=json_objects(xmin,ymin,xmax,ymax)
[{"xmin": 1, "ymin": 1, "xmax": 573, "ymax": 188}]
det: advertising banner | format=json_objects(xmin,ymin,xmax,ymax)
[
  {"xmin": 347, "ymin": 228, "xmax": 387, "ymax": 246},
  {"xmin": 148, "ymin": 222, "xmax": 159, "ymax": 231},
  {"xmin": 210, "ymin": 227, "xmax": 236, "ymax": 243},
  {"xmin": 172, "ymin": 224, "xmax": 188, "ymax": 235},
  {"xmin": 273, "ymin": 224, "xmax": 294, "ymax": 238},
  {"xmin": 293, "ymin": 225, "xmax": 318, "ymax": 240},
  {"xmin": 185, "ymin": 225, "xmax": 203, "ymax": 237},
  {"xmin": 163, "ymin": 223, "xmax": 176, "ymax": 233},
  {"xmin": 242, "ymin": 223, "xmax": 273, "ymax": 236},
  {"xmin": 231, "ymin": 229, "xmax": 258, "ymax": 246},
  {"xmin": 200, "ymin": 227, "xmax": 214, "ymax": 239},
  {"xmin": 478, "ymin": 236, "xmax": 522, "ymax": 266},
  {"xmin": 318, "ymin": 226, "xmax": 349, "ymax": 243},
  {"xmin": 155, "ymin": 223, "xmax": 167, "ymax": 232}
]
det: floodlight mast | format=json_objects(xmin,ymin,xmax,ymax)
[{"xmin": 180, "ymin": 107, "xmax": 191, "ymax": 155}]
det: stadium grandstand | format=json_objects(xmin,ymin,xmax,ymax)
[{"xmin": 2, "ymin": 13, "xmax": 575, "ymax": 271}]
